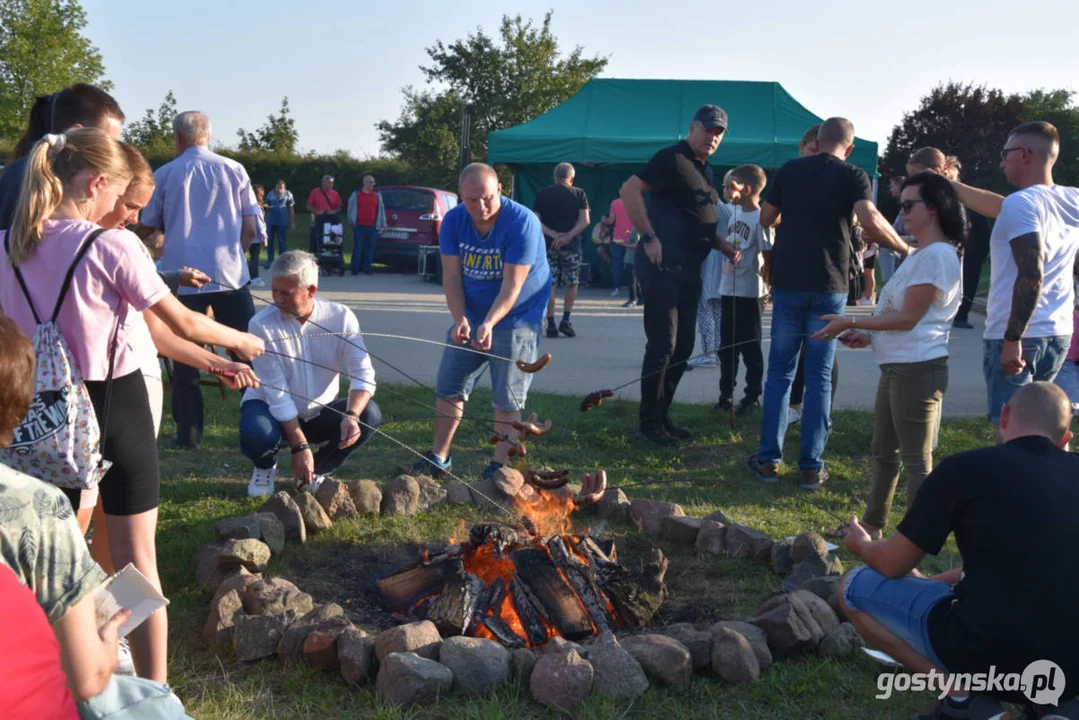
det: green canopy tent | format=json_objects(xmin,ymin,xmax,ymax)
[{"xmin": 487, "ymin": 78, "xmax": 879, "ymax": 275}]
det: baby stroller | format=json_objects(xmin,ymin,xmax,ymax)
[{"xmin": 315, "ymin": 214, "xmax": 346, "ymax": 276}]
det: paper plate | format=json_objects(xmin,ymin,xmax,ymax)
[
  {"xmin": 861, "ymin": 648, "xmax": 900, "ymax": 666},
  {"xmin": 785, "ymin": 536, "xmax": 839, "ymax": 552}
]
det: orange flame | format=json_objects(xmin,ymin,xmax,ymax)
[{"xmin": 515, "ymin": 488, "xmax": 577, "ymax": 537}]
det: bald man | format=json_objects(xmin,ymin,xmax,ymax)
[
  {"xmin": 411, "ymin": 163, "xmax": 552, "ymax": 480},
  {"xmin": 839, "ymin": 382, "xmax": 1078, "ymax": 718}
]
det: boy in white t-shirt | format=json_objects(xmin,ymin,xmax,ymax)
[
  {"xmin": 689, "ymin": 171, "xmax": 740, "ymax": 369},
  {"xmin": 715, "ymin": 164, "xmax": 773, "ymax": 415}
]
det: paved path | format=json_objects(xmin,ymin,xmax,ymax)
[{"xmin": 275, "ymin": 270, "xmax": 989, "ymax": 418}]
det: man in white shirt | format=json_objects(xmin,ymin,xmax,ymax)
[
  {"xmin": 240, "ymin": 251, "xmax": 381, "ymax": 497},
  {"xmin": 141, "ymin": 110, "xmax": 263, "ymax": 449},
  {"xmin": 954, "ymin": 121, "xmax": 1079, "ymax": 422}
]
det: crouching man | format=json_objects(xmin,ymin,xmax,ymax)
[
  {"xmin": 840, "ymin": 382, "xmax": 1079, "ymax": 719},
  {"xmin": 241, "ymin": 251, "xmax": 382, "ymax": 497}
]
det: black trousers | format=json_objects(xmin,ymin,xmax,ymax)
[
  {"xmin": 637, "ymin": 262, "xmax": 701, "ymax": 427},
  {"xmin": 719, "ymin": 295, "xmax": 765, "ymax": 402},
  {"xmin": 172, "ymin": 287, "xmax": 255, "ymax": 447},
  {"xmin": 956, "ymin": 239, "xmax": 989, "ymax": 322},
  {"xmin": 791, "ymin": 339, "xmax": 839, "ymax": 407}
]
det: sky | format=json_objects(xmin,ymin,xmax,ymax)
[{"xmin": 82, "ymin": 0, "xmax": 1079, "ymax": 159}]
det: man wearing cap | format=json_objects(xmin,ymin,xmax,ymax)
[
  {"xmin": 307, "ymin": 175, "xmax": 343, "ymax": 253},
  {"xmin": 620, "ymin": 105, "xmax": 738, "ymax": 446}
]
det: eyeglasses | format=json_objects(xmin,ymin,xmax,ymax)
[
  {"xmin": 1000, "ymin": 146, "xmax": 1027, "ymax": 161},
  {"xmin": 898, "ymin": 199, "xmax": 925, "ymax": 214}
]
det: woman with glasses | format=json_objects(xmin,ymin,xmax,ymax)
[{"xmin": 814, "ymin": 172, "xmax": 964, "ymax": 539}]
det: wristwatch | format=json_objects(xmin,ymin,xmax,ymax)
[
  {"xmin": 641, "ymin": 233, "xmax": 657, "ymax": 244},
  {"xmin": 290, "ymin": 442, "xmax": 311, "ymax": 455},
  {"xmin": 344, "ymin": 410, "xmax": 359, "ymax": 420}
]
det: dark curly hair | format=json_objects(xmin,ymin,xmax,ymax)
[
  {"xmin": 900, "ymin": 171, "xmax": 967, "ymax": 251},
  {"xmin": 0, "ymin": 315, "xmax": 36, "ymax": 449}
]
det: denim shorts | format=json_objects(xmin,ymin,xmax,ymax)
[
  {"xmin": 435, "ymin": 323, "xmax": 540, "ymax": 412},
  {"xmin": 983, "ymin": 335, "xmax": 1072, "ymax": 422},
  {"xmin": 842, "ymin": 566, "xmax": 952, "ymax": 670}
]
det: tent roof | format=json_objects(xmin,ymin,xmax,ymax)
[{"xmin": 487, "ymin": 78, "xmax": 879, "ymax": 175}]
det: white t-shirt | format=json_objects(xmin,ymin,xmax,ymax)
[
  {"xmin": 701, "ymin": 203, "xmax": 734, "ymax": 300},
  {"xmin": 985, "ymin": 184, "xmax": 1079, "ymax": 340},
  {"xmin": 718, "ymin": 206, "xmax": 773, "ymax": 298},
  {"xmin": 870, "ymin": 241, "xmax": 961, "ymax": 365}
]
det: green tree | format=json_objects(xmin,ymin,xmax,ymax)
[
  {"xmin": 237, "ymin": 97, "xmax": 299, "ymax": 155},
  {"xmin": 1020, "ymin": 89, "xmax": 1079, "ymax": 187},
  {"xmin": 378, "ymin": 11, "xmax": 607, "ymax": 189},
  {"xmin": 123, "ymin": 90, "xmax": 178, "ymax": 155},
  {"xmin": 0, "ymin": 0, "xmax": 109, "ymax": 141}
]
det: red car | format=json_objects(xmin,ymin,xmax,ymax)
[{"xmin": 375, "ymin": 185, "xmax": 459, "ymax": 261}]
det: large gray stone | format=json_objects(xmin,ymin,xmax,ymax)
[
  {"xmin": 704, "ymin": 509, "xmax": 733, "ymax": 525},
  {"xmin": 791, "ymin": 532, "xmax": 829, "ymax": 564},
  {"xmin": 725, "ymin": 525, "xmax": 774, "ymax": 564},
  {"xmin": 664, "ymin": 623, "xmax": 712, "ymax": 672},
  {"xmin": 293, "ymin": 491, "xmax": 332, "ymax": 535},
  {"xmin": 242, "ymin": 577, "xmax": 314, "ymax": 617},
  {"xmin": 818, "ymin": 622, "xmax": 864, "ymax": 660},
  {"xmin": 771, "ymin": 539, "xmax": 794, "ymax": 575},
  {"xmin": 215, "ymin": 513, "xmax": 261, "ymax": 541},
  {"xmin": 439, "ymin": 636, "xmax": 511, "ymax": 695},
  {"xmin": 660, "ymin": 516, "xmax": 703, "ymax": 545},
  {"xmin": 349, "ymin": 479, "xmax": 382, "ymax": 516},
  {"xmin": 543, "ymin": 636, "xmax": 588, "ymax": 658},
  {"xmin": 338, "ymin": 627, "xmax": 376, "ymax": 685},
  {"xmin": 258, "ymin": 492, "xmax": 306, "ymax": 544},
  {"xmin": 511, "ymin": 648, "xmax": 536, "ymax": 688},
  {"xmin": 313, "ymin": 477, "xmax": 359, "ymax": 520},
  {"xmin": 217, "ymin": 538, "xmax": 271, "ymax": 573},
  {"xmin": 210, "ymin": 567, "xmax": 259, "ymax": 608},
  {"xmin": 444, "ymin": 482, "xmax": 473, "ymax": 506},
  {"xmin": 257, "ymin": 513, "xmax": 285, "ymax": 555},
  {"xmin": 587, "ymin": 632, "xmax": 649, "ymax": 699},
  {"xmin": 302, "ymin": 617, "xmax": 354, "ymax": 669},
  {"xmin": 781, "ymin": 554, "xmax": 841, "ymax": 593},
  {"xmin": 596, "ymin": 487, "xmax": 630, "ymax": 521},
  {"xmin": 629, "ymin": 499, "xmax": 685, "ymax": 535},
  {"xmin": 278, "ymin": 603, "xmax": 346, "ymax": 664},
  {"xmin": 203, "ymin": 588, "xmax": 244, "ymax": 645},
  {"xmin": 709, "ymin": 621, "xmax": 773, "ymax": 671},
  {"xmin": 491, "ymin": 467, "xmax": 525, "ymax": 497},
  {"xmin": 620, "ymin": 634, "xmax": 693, "ymax": 687},
  {"xmin": 467, "ymin": 477, "xmax": 512, "ymax": 510},
  {"xmin": 415, "ymin": 475, "xmax": 448, "ymax": 512},
  {"xmin": 530, "ymin": 649, "xmax": 593, "ymax": 712},
  {"xmin": 375, "ymin": 652, "xmax": 453, "ymax": 708},
  {"xmin": 800, "ymin": 575, "xmax": 843, "ymax": 603},
  {"xmin": 373, "ymin": 620, "xmax": 442, "ymax": 662},
  {"xmin": 381, "ymin": 475, "xmax": 421, "ymax": 516},
  {"xmin": 194, "ymin": 541, "xmax": 229, "ymax": 592},
  {"xmin": 750, "ymin": 590, "xmax": 839, "ymax": 660},
  {"xmin": 711, "ymin": 627, "xmax": 760, "ymax": 684},
  {"xmin": 696, "ymin": 520, "xmax": 727, "ymax": 555},
  {"xmin": 233, "ymin": 610, "xmax": 296, "ymax": 662}
]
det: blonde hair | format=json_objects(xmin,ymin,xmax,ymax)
[
  {"xmin": 9, "ymin": 128, "xmax": 131, "ymax": 265},
  {"xmin": 119, "ymin": 142, "xmax": 155, "ymax": 193},
  {"xmin": 907, "ymin": 147, "xmax": 961, "ymax": 181}
]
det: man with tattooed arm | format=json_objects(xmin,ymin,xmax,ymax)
[{"xmin": 951, "ymin": 121, "xmax": 1079, "ymax": 422}]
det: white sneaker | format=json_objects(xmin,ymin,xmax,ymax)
[
  {"xmin": 247, "ymin": 464, "xmax": 277, "ymax": 498},
  {"xmin": 687, "ymin": 354, "xmax": 717, "ymax": 369},
  {"xmin": 115, "ymin": 637, "xmax": 135, "ymax": 676},
  {"xmin": 609, "ymin": 287, "xmax": 620, "ymax": 297},
  {"xmin": 787, "ymin": 407, "xmax": 802, "ymax": 424},
  {"xmin": 856, "ymin": 297, "xmax": 874, "ymax": 306},
  {"xmin": 250, "ymin": 277, "xmax": 266, "ymax": 288}
]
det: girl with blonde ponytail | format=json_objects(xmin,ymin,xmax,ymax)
[{"xmin": 0, "ymin": 127, "xmax": 265, "ymax": 685}]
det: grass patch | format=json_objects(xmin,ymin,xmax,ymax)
[{"xmin": 157, "ymin": 382, "xmax": 996, "ymax": 719}]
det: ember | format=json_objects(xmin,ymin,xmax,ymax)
[{"xmin": 378, "ymin": 474, "xmax": 669, "ymax": 648}]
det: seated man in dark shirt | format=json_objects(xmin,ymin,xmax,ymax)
[{"xmin": 840, "ymin": 381, "xmax": 1078, "ymax": 719}]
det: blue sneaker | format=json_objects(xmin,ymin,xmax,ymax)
[
  {"xmin": 411, "ymin": 451, "xmax": 452, "ymax": 478},
  {"xmin": 480, "ymin": 461, "xmax": 505, "ymax": 481}
]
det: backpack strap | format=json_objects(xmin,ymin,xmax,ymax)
[
  {"xmin": 96, "ymin": 300, "xmax": 123, "ymax": 469},
  {"xmin": 51, "ymin": 228, "xmax": 108, "ymax": 323}
]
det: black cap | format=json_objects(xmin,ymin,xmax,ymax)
[{"xmin": 693, "ymin": 104, "xmax": 728, "ymax": 130}]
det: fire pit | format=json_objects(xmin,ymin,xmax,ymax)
[{"xmin": 378, "ymin": 471, "xmax": 669, "ymax": 648}]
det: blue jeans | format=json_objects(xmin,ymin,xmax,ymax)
[
  {"xmin": 611, "ymin": 243, "xmax": 626, "ymax": 288},
  {"xmin": 435, "ymin": 323, "xmax": 539, "ymax": 412},
  {"xmin": 1055, "ymin": 359, "xmax": 1079, "ymax": 406},
  {"xmin": 983, "ymin": 335, "xmax": 1072, "ymax": 423},
  {"xmin": 352, "ymin": 225, "xmax": 378, "ymax": 273},
  {"xmin": 842, "ymin": 566, "xmax": 952, "ymax": 670},
  {"xmin": 878, "ymin": 248, "xmax": 898, "ymax": 284},
  {"xmin": 239, "ymin": 398, "xmax": 382, "ymax": 473},
  {"xmin": 758, "ymin": 290, "xmax": 846, "ymax": 470},
  {"xmin": 265, "ymin": 224, "xmax": 289, "ymax": 263}
]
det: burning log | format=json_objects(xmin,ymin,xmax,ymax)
[
  {"xmin": 511, "ymin": 548, "xmax": 594, "ymax": 640},
  {"xmin": 377, "ymin": 563, "xmax": 448, "ymax": 612},
  {"xmin": 425, "ymin": 563, "xmax": 484, "ymax": 636},
  {"xmin": 597, "ymin": 549, "xmax": 669, "ymax": 629},
  {"xmin": 547, "ymin": 536, "xmax": 616, "ymax": 633},
  {"xmin": 470, "ymin": 522, "xmax": 531, "ymax": 552},
  {"xmin": 509, "ymin": 577, "xmax": 552, "ymax": 647}
]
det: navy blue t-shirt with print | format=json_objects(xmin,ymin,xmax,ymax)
[{"xmin": 439, "ymin": 197, "xmax": 551, "ymax": 329}]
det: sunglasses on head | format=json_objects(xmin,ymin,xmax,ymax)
[{"xmin": 898, "ymin": 199, "xmax": 925, "ymax": 214}]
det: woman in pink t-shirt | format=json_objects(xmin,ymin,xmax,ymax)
[{"xmin": 0, "ymin": 128, "xmax": 265, "ymax": 684}]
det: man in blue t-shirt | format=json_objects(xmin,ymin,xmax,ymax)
[
  {"xmin": 263, "ymin": 179, "xmax": 295, "ymax": 265},
  {"xmin": 411, "ymin": 163, "xmax": 552, "ymax": 480}
]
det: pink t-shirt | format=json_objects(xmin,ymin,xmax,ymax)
[
  {"xmin": 608, "ymin": 198, "xmax": 634, "ymax": 245},
  {"xmin": 0, "ymin": 219, "xmax": 170, "ymax": 381}
]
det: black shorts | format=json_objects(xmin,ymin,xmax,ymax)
[
  {"xmin": 863, "ymin": 255, "xmax": 876, "ymax": 270},
  {"xmin": 63, "ymin": 371, "xmax": 161, "ymax": 516}
]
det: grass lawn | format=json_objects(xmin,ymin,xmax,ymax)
[{"xmin": 155, "ymin": 380, "xmax": 1005, "ymax": 719}]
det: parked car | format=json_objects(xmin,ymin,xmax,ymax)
[{"xmin": 374, "ymin": 185, "xmax": 458, "ymax": 262}]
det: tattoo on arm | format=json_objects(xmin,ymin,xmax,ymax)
[{"xmin": 1005, "ymin": 232, "xmax": 1044, "ymax": 342}]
